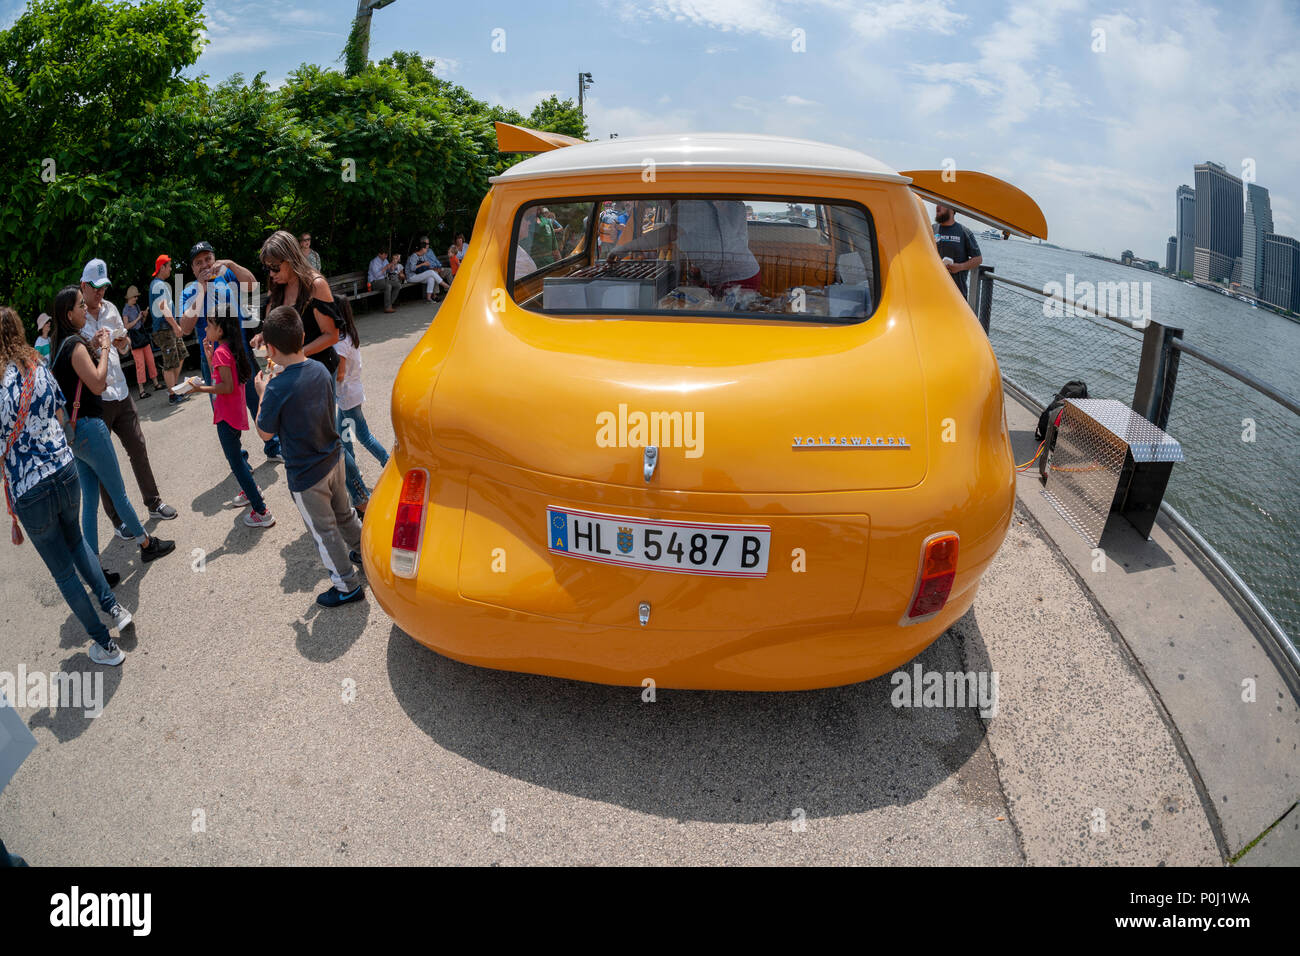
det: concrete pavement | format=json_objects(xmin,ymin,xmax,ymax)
[{"xmin": 0, "ymin": 301, "xmax": 1289, "ymax": 864}]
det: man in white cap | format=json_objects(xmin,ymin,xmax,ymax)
[{"xmin": 79, "ymin": 258, "xmax": 179, "ymax": 534}]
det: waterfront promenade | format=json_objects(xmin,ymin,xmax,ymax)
[{"xmin": 1, "ymin": 301, "xmax": 1295, "ymax": 865}]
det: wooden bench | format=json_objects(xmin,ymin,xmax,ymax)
[{"xmin": 329, "ymin": 270, "xmax": 438, "ymax": 310}]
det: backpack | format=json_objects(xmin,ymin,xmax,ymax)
[{"xmin": 1035, "ymin": 380, "xmax": 1088, "ymax": 442}]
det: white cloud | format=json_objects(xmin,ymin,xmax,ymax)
[
  {"xmin": 911, "ymin": 84, "xmax": 953, "ymax": 116},
  {"xmin": 849, "ymin": 0, "xmax": 966, "ymax": 40},
  {"xmin": 582, "ymin": 97, "xmax": 698, "ymax": 139},
  {"xmin": 624, "ymin": 0, "xmax": 970, "ymax": 42},
  {"xmin": 484, "ymin": 88, "xmax": 565, "ymax": 117},
  {"xmin": 429, "ymin": 55, "xmax": 460, "ymax": 77},
  {"xmin": 635, "ymin": 0, "xmax": 793, "ymax": 37},
  {"xmin": 200, "ymin": 2, "xmax": 340, "ymax": 57}
]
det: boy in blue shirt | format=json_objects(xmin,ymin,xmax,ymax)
[{"xmin": 254, "ymin": 306, "xmax": 364, "ymax": 608}]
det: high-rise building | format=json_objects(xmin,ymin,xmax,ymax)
[
  {"xmin": 1176, "ymin": 185, "xmax": 1195, "ymax": 274},
  {"xmin": 1165, "ymin": 236, "xmax": 1177, "ymax": 273},
  {"xmin": 1193, "ymin": 162, "xmax": 1243, "ymax": 283},
  {"xmin": 1241, "ymin": 182, "xmax": 1273, "ymax": 295},
  {"xmin": 1260, "ymin": 233, "xmax": 1300, "ymax": 312}
]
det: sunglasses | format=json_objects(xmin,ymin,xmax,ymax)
[{"xmin": 263, "ymin": 260, "xmax": 284, "ymax": 272}]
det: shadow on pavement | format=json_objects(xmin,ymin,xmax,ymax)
[
  {"xmin": 25, "ymin": 649, "xmax": 124, "ymax": 744},
  {"xmin": 350, "ymin": 301, "xmax": 439, "ymax": 347},
  {"xmin": 384, "ymin": 614, "xmax": 991, "ymax": 823},
  {"xmin": 280, "ymin": 532, "xmax": 327, "ymax": 595},
  {"xmin": 292, "ymin": 601, "xmax": 369, "ymax": 663}
]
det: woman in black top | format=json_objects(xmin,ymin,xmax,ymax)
[
  {"xmin": 51, "ymin": 287, "xmax": 174, "ymax": 565},
  {"xmin": 252, "ymin": 230, "xmax": 340, "ymax": 375}
]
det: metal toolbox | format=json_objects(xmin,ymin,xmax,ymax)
[{"xmin": 1039, "ymin": 398, "xmax": 1185, "ymax": 546}]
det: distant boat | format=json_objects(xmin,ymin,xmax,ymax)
[{"xmin": 980, "ymin": 228, "xmax": 1004, "ymax": 240}]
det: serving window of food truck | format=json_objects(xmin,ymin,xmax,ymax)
[{"xmin": 508, "ymin": 195, "xmax": 880, "ymax": 322}]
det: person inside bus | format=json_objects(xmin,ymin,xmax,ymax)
[{"xmin": 607, "ymin": 199, "xmax": 760, "ymax": 294}]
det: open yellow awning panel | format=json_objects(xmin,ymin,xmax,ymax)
[
  {"xmin": 494, "ymin": 122, "xmax": 585, "ymax": 153},
  {"xmin": 901, "ymin": 169, "xmax": 1048, "ymax": 240}
]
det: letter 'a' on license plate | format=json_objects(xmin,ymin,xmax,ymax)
[{"xmin": 547, "ymin": 507, "xmax": 770, "ymax": 577}]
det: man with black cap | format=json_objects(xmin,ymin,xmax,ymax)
[
  {"xmin": 180, "ymin": 240, "xmax": 281, "ymax": 461},
  {"xmin": 79, "ymin": 258, "xmax": 179, "ymax": 540}
]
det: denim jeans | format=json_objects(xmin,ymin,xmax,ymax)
[
  {"xmin": 338, "ymin": 405, "xmax": 388, "ymax": 503},
  {"xmin": 13, "ymin": 460, "xmax": 115, "ymax": 648},
  {"xmin": 69, "ymin": 417, "xmax": 146, "ymax": 554},
  {"xmin": 216, "ymin": 421, "xmax": 266, "ymax": 513}
]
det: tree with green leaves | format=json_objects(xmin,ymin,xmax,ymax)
[
  {"xmin": 527, "ymin": 94, "xmax": 588, "ymax": 139},
  {"xmin": 0, "ymin": 3, "xmax": 586, "ymax": 329},
  {"xmin": 0, "ymin": 0, "xmax": 205, "ymax": 326}
]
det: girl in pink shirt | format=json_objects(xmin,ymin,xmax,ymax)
[{"xmin": 186, "ymin": 313, "xmax": 275, "ymax": 528}]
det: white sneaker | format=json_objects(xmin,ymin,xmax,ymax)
[
  {"xmin": 227, "ymin": 491, "xmax": 250, "ymax": 509},
  {"xmin": 89, "ymin": 640, "xmax": 124, "ymax": 666},
  {"xmin": 113, "ymin": 523, "xmax": 132, "ymax": 540},
  {"xmin": 107, "ymin": 604, "xmax": 132, "ymax": 631},
  {"xmin": 244, "ymin": 509, "xmax": 275, "ymax": 528}
]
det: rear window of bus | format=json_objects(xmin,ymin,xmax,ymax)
[{"xmin": 508, "ymin": 196, "xmax": 880, "ymax": 322}]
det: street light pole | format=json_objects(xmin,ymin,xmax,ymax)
[
  {"xmin": 348, "ymin": 0, "xmax": 398, "ymax": 74},
  {"xmin": 578, "ymin": 72, "xmax": 593, "ymax": 123}
]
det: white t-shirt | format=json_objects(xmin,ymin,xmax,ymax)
[
  {"xmin": 81, "ymin": 299, "xmax": 128, "ymax": 402},
  {"xmin": 333, "ymin": 336, "xmax": 364, "ymax": 410}
]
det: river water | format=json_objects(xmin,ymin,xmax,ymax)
[{"xmin": 977, "ymin": 238, "xmax": 1300, "ymax": 641}]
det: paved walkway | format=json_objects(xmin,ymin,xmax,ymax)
[{"xmin": 0, "ymin": 304, "xmax": 1290, "ymax": 864}]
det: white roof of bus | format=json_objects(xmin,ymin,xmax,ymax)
[{"xmin": 489, "ymin": 133, "xmax": 910, "ymax": 185}]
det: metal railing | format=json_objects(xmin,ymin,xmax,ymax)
[{"xmin": 976, "ymin": 265, "xmax": 1300, "ymax": 676}]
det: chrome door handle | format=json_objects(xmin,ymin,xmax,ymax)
[{"xmin": 643, "ymin": 445, "xmax": 658, "ymax": 482}]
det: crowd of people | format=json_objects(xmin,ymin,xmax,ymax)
[
  {"xmin": 365, "ymin": 233, "xmax": 465, "ymax": 312},
  {"xmin": 0, "ymin": 229, "xmax": 452, "ymax": 666}
]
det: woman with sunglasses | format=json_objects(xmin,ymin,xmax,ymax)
[{"xmin": 251, "ymin": 231, "xmax": 340, "ymax": 378}]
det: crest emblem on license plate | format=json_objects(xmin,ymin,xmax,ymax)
[{"xmin": 617, "ymin": 526, "xmax": 634, "ymax": 554}]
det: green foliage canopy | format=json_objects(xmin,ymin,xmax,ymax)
[{"xmin": 0, "ymin": 0, "xmax": 589, "ymax": 331}]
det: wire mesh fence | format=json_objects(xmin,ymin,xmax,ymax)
[
  {"xmin": 1162, "ymin": 354, "xmax": 1300, "ymax": 642},
  {"xmin": 985, "ymin": 279, "xmax": 1144, "ymax": 407},
  {"xmin": 984, "ymin": 275, "xmax": 1300, "ymax": 643}
]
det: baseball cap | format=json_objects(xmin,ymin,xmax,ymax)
[
  {"xmin": 189, "ymin": 241, "xmax": 215, "ymax": 260},
  {"xmin": 153, "ymin": 253, "xmax": 172, "ymax": 276},
  {"xmin": 80, "ymin": 258, "xmax": 111, "ymax": 289}
]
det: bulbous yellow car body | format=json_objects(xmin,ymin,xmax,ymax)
[{"xmin": 361, "ymin": 126, "xmax": 1047, "ymax": 690}]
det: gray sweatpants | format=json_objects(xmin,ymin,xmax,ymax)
[{"xmin": 292, "ymin": 455, "xmax": 363, "ymax": 593}]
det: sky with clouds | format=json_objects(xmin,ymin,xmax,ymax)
[{"xmin": 4, "ymin": 0, "xmax": 1297, "ymax": 258}]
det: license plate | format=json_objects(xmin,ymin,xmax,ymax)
[{"xmin": 547, "ymin": 507, "xmax": 770, "ymax": 577}]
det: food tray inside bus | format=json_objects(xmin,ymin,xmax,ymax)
[{"xmin": 543, "ymin": 260, "xmax": 677, "ymax": 310}]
